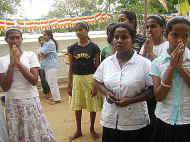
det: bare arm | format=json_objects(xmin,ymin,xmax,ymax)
[
  {"xmin": 94, "ymin": 53, "xmax": 100, "ymax": 69},
  {"xmin": 0, "ymin": 64, "xmax": 14, "ymax": 91},
  {"xmin": 67, "ymin": 54, "xmax": 73, "ymax": 96},
  {"xmin": 95, "ymin": 80, "xmax": 118, "ymax": 104},
  {"xmin": 115, "ymin": 86, "xmax": 153, "ymax": 107},
  {"xmin": 0, "ymin": 49, "xmax": 15, "ymax": 91},
  {"xmin": 152, "ymin": 69, "xmax": 173, "ymax": 102},
  {"xmin": 178, "ymin": 66, "xmax": 190, "ymax": 87},
  {"xmin": 16, "ymin": 63, "xmax": 39, "ymax": 85}
]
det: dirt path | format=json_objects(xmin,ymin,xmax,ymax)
[{"xmin": 40, "ymin": 88, "xmax": 102, "ymax": 142}]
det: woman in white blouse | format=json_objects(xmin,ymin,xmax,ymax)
[
  {"xmin": 94, "ymin": 23, "xmax": 153, "ymax": 142},
  {"xmin": 0, "ymin": 28, "xmax": 55, "ymax": 142}
]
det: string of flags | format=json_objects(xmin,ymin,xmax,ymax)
[{"xmin": 0, "ymin": 13, "xmax": 112, "ymax": 32}]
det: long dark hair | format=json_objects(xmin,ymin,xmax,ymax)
[{"xmin": 44, "ymin": 30, "xmax": 58, "ymax": 52}]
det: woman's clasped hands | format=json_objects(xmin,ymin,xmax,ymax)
[{"xmin": 106, "ymin": 91, "xmax": 130, "ymax": 107}]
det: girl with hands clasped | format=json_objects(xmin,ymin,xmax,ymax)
[
  {"xmin": 150, "ymin": 17, "xmax": 190, "ymax": 142},
  {"xmin": 0, "ymin": 28, "xmax": 55, "ymax": 142},
  {"xmin": 94, "ymin": 23, "xmax": 153, "ymax": 142},
  {"xmin": 140, "ymin": 15, "xmax": 168, "ymax": 60}
]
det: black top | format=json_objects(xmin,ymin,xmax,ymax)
[
  {"xmin": 133, "ymin": 34, "xmax": 145, "ymax": 54},
  {"xmin": 68, "ymin": 42, "xmax": 100, "ymax": 75}
]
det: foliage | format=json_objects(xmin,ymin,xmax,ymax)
[
  {"xmin": 48, "ymin": 0, "xmax": 99, "ymax": 18},
  {"xmin": 0, "ymin": 0, "xmax": 21, "ymax": 16},
  {"xmin": 47, "ymin": 0, "xmax": 182, "ymax": 18},
  {"xmin": 148, "ymin": 0, "xmax": 179, "ymax": 14}
]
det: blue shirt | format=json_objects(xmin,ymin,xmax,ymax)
[
  {"xmin": 150, "ymin": 48, "xmax": 190, "ymax": 125},
  {"xmin": 39, "ymin": 39, "xmax": 58, "ymax": 69}
]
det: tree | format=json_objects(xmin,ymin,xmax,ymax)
[
  {"xmin": 148, "ymin": 0, "xmax": 179, "ymax": 14},
  {"xmin": 48, "ymin": 0, "xmax": 99, "ymax": 18},
  {"xmin": 0, "ymin": 0, "xmax": 21, "ymax": 16}
]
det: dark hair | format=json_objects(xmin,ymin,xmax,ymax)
[
  {"xmin": 120, "ymin": 10, "xmax": 137, "ymax": 30},
  {"xmin": 166, "ymin": 16, "xmax": 190, "ymax": 36},
  {"xmin": 110, "ymin": 23, "xmax": 136, "ymax": 43},
  {"xmin": 74, "ymin": 21, "xmax": 89, "ymax": 32},
  {"xmin": 5, "ymin": 28, "xmax": 22, "ymax": 40},
  {"xmin": 38, "ymin": 36, "xmax": 44, "ymax": 46},
  {"xmin": 106, "ymin": 23, "xmax": 117, "ymax": 44},
  {"xmin": 44, "ymin": 30, "xmax": 58, "ymax": 52},
  {"xmin": 147, "ymin": 15, "xmax": 166, "ymax": 29}
]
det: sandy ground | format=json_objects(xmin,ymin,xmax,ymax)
[{"xmin": 39, "ymin": 88, "xmax": 102, "ymax": 142}]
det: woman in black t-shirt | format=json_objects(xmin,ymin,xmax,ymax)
[{"xmin": 67, "ymin": 22, "xmax": 102, "ymax": 141}]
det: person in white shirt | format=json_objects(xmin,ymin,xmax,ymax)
[
  {"xmin": 140, "ymin": 15, "xmax": 168, "ymax": 60},
  {"xmin": 0, "ymin": 27, "xmax": 55, "ymax": 142},
  {"xmin": 150, "ymin": 17, "xmax": 190, "ymax": 142},
  {"xmin": 139, "ymin": 15, "xmax": 169, "ymax": 124},
  {"xmin": 94, "ymin": 23, "xmax": 153, "ymax": 142}
]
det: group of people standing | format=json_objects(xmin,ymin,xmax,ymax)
[
  {"xmin": 94, "ymin": 12, "xmax": 190, "ymax": 142},
  {"xmin": 0, "ymin": 10, "xmax": 190, "ymax": 142}
]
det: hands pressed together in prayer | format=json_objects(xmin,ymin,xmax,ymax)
[
  {"xmin": 170, "ymin": 40, "xmax": 185, "ymax": 70},
  {"xmin": 105, "ymin": 91, "xmax": 130, "ymax": 107},
  {"xmin": 10, "ymin": 44, "xmax": 22, "ymax": 68}
]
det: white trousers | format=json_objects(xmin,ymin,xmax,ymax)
[{"xmin": 45, "ymin": 68, "xmax": 61, "ymax": 101}]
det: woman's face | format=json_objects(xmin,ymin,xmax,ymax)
[
  {"xmin": 146, "ymin": 18, "xmax": 163, "ymax": 40},
  {"xmin": 43, "ymin": 32, "xmax": 50, "ymax": 42},
  {"xmin": 113, "ymin": 27, "xmax": 133, "ymax": 53},
  {"xmin": 167, "ymin": 23, "xmax": 189, "ymax": 52},
  {"xmin": 6, "ymin": 30, "xmax": 22, "ymax": 48},
  {"xmin": 118, "ymin": 14, "xmax": 135, "ymax": 29}
]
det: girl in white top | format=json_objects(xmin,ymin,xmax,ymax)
[
  {"xmin": 0, "ymin": 28, "xmax": 55, "ymax": 142},
  {"xmin": 140, "ymin": 15, "xmax": 168, "ymax": 60},
  {"xmin": 140, "ymin": 15, "xmax": 169, "ymax": 125},
  {"xmin": 150, "ymin": 17, "xmax": 190, "ymax": 142},
  {"xmin": 94, "ymin": 23, "xmax": 153, "ymax": 142}
]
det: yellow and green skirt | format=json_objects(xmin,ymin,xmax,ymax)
[{"xmin": 70, "ymin": 74, "xmax": 103, "ymax": 112}]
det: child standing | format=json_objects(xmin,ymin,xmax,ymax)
[
  {"xmin": 150, "ymin": 16, "xmax": 190, "ymax": 142},
  {"xmin": 38, "ymin": 36, "xmax": 51, "ymax": 98},
  {"xmin": 39, "ymin": 30, "xmax": 62, "ymax": 104},
  {"xmin": 67, "ymin": 22, "xmax": 102, "ymax": 141},
  {"xmin": 0, "ymin": 28, "xmax": 55, "ymax": 142}
]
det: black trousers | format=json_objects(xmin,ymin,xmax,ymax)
[{"xmin": 39, "ymin": 69, "xmax": 50, "ymax": 95}]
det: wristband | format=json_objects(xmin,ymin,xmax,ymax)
[{"xmin": 161, "ymin": 80, "xmax": 171, "ymax": 88}]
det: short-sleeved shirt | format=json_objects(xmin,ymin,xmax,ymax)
[
  {"xmin": 150, "ymin": 48, "xmax": 190, "ymax": 125},
  {"xmin": 0, "ymin": 51, "xmax": 40, "ymax": 99},
  {"xmin": 68, "ymin": 42, "xmax": 100, "ymax": 75},
  {"xmin": 94, "ymin": 52, "xmax": 152, "ymax": 131},
  {"xmin": 39, "ymin": 39, "xmax": 58, "ymax": 69},
  {"xmin": 101, "ymin": 44, "xmax": 112, "ymax": 61},
  {"xmin": 139, "ymin": 41, "xmax": 169, "ymax": 57}
]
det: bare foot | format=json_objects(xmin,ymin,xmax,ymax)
[
  {"xmin": 69, "ymin": 131, "xmax": 82, "ymax": 141},
  {"xmin": 49, "ymin": 100, "xmax": 62, "ymax": 105},
  {"xmin": 90, "ymin": 129, "xmax": 99, "ymax": 140}
]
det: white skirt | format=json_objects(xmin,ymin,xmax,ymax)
[
  {"xmin": 6, "ymin": 97, "xmax": 55, "ymax": 142},
  {"xmin": 0, "ymin": 103, "xmax": 8, "ymax": 142}
]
